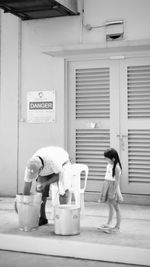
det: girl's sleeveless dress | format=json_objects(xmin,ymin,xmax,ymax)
[{"xmin": 100, "ymin": 163, "xmax": 123, "ymax": 203}]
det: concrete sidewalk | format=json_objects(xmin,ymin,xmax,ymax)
[{"xmin": 0, "ymin": 197, "xmax": 150, "ymax": 266}]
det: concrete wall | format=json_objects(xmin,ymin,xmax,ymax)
[
  {"xmin": 0, "ymin": 13, "xmax": 19, "ymax": 195},
  {"xmin": 83, "ymin": 0, "xmax": 150, "ymax": 43},
  {"xmin": 0, "ymin": 0, "xmax": 150, "ymax": 195}
]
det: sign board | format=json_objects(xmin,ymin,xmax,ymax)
[{"xmin": 27, "ymin": 90, "xmax": 55, "ymax": 123}]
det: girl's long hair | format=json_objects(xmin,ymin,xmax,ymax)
[{"xmin": 104, "ymin": 148, "xmax": 122, "ymax": 177}]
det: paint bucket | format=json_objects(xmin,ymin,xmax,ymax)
[
  {"xmin": 16, "ymin": 193, "xmax": 42, "ymax": 231},
  {"xmin": 54, "ymin": 205, "xmax": 80, "ymax": 235}
]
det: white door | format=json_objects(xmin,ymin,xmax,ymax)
[
  {"xmin": 120, "ymin": 57, "xmax": 150, "ymax": 194},
  {"xmin": 67, "ymin": 56, "xmax": 150, "ymax": 196},
  {"xmin": 68, "ymin": 59, "xmax": 120, "ymax": 195}
]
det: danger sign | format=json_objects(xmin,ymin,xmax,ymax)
[
  {"xmin": 29, "ymin": 101, "xmax": 53, "ymax": 110},
  {"xmin": 27, "ymin": 90, "xmax": 55, "ymax": 123}
]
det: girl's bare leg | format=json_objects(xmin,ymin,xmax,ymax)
[
  {"xmin": 98, "ymin": 201, "xmax": 114, "ymax": 229},
  {"xmin": 107, "ymin": 201, "xmax": 114, "ymax": 226},
  {"xmin": 112, "ymin": 200, "xmax": 121, "ymax": 229}
]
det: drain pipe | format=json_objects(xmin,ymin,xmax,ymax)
[
  {"xmin": 17, "ymin": 18, "xmax": 22, "ymax": 194},
  {"xmin": 79, "ymin": 0, "xmax": 84, "ymax": 43}
]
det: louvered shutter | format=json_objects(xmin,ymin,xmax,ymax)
[
  {"xmin": 127, "ymin": 65, "xmax": 150, "ymax": 184},
  {"xmin": 128, "ymin": 130, "xmax": 150, "ymax": 183},
  {"xmin": 75, "ymin": 68, "xmax": 110, "ymax": 119},
  {"xmin": 74, "ymin": 67, "xmax": 110, "ymax": 192},
  {"xmin": 127, "ymin": 65, "xmax": 150, "ymax": 118},
  {"xmin": 76, "ymin": 129, "xmax": 110, "ymax": 187},
  {"xmin": 120, "ymin": 58, "xmax": 150, "ymax": 194}
]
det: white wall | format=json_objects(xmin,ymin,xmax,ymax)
[
  {"xmin": 0, "ymin": 13, "xmax": 19, "ymax": 195},
  {"xmin": 83, "ymin": 0, "xmax": 150, "ymax": 43},
  {"xmin": 1, "ymin": 0, "xmax": 150, "ymax": 195},
  {"xmin": 21, "ymin": 0, "xmax": 150, "ymax": 46}
]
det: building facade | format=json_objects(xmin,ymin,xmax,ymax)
[{"xmin": 0, "ymin": 0, "xmax": 150, "ymax": 204}]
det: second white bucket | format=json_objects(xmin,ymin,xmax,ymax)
[{"xmin": 54, "ymin": 205, "xmax": 80, "ymax": 235}]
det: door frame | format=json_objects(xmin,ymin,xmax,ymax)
[{"xmin": 64, "ymin": 49, "xmax": 150, "ymax": 201}]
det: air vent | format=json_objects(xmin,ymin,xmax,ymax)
[
  {"xmin": 75, "ymin": 67, "xmax": 110, "ymax": 119},
  {"xmin": 0, "ymin": 0, "xmax": 79, "ymax": 20},
  {"xmin": 76, "ymin": 129, "xmax": 110, "ymax": 182},
  {"xmin": 127, "ymin": 65, "xmax": 150, "ymax": 118},
  {"xmin": 128, "ymin": 129, "xmax": 150, "ymax": 183}
]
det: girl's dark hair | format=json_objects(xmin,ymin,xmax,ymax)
[{"xmin": 104, "ymin": 148, "xmax": 122, "ymax": 177}]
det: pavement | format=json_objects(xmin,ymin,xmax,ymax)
[{"xmin": 0, "ymin": 197, "xmax": 150, "ymax": 266}]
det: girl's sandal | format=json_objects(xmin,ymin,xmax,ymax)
[
  {"xmin": 104, "ymin": 226, "xmax": 120, "ymax": 234},
  {"xmin": 97, "ymin": 224, "xmax": 111, "ymax": 231},
  {"xmin": 100, "ymin": 224, "xmax": 111, "ymax": 228},
  {"xmin": 111, "ymin": 226, "xmax": 120, "ymax": 232}
]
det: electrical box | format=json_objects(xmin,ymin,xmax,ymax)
[{"xmin": 105, "ymin": 20, "xmax": 124, "ymax": 41}]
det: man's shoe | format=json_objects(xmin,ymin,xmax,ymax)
[{"xmin": 39, "ymin": 217, "xmax": 48, "ymax": 226}]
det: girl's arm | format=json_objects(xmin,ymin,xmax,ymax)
[
  {"xmin": 113, "ymin": 164, "xmax": 121, "ymax": 192},
  {"xmin": 108, "ymin": 164, "xmax": 121, "ymax": 200}
]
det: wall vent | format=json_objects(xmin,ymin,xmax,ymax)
[{"xmin": 0, "ymin": 0, "xmax": 79, "ymax": 20}]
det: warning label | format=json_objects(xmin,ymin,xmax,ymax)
[
  {"xmin": 29, "ymin": 101, "xmax": 53, "ymax": 110},
  {"xmin": 27, "ymin": 90, "xmax": 55, "ymax": 123}
]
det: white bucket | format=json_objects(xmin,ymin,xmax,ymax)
[
  {"xmin": 16, "ymin": 193, "xmax": 42, "ymax": 231},
  {"xmin": 54, "ymin": 205, "xmax": 80, "ymax": 235}
]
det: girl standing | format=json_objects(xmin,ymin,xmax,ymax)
[{"xmin": 99, "ymin": 148, "xmax": 123, "ymax": 233}]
